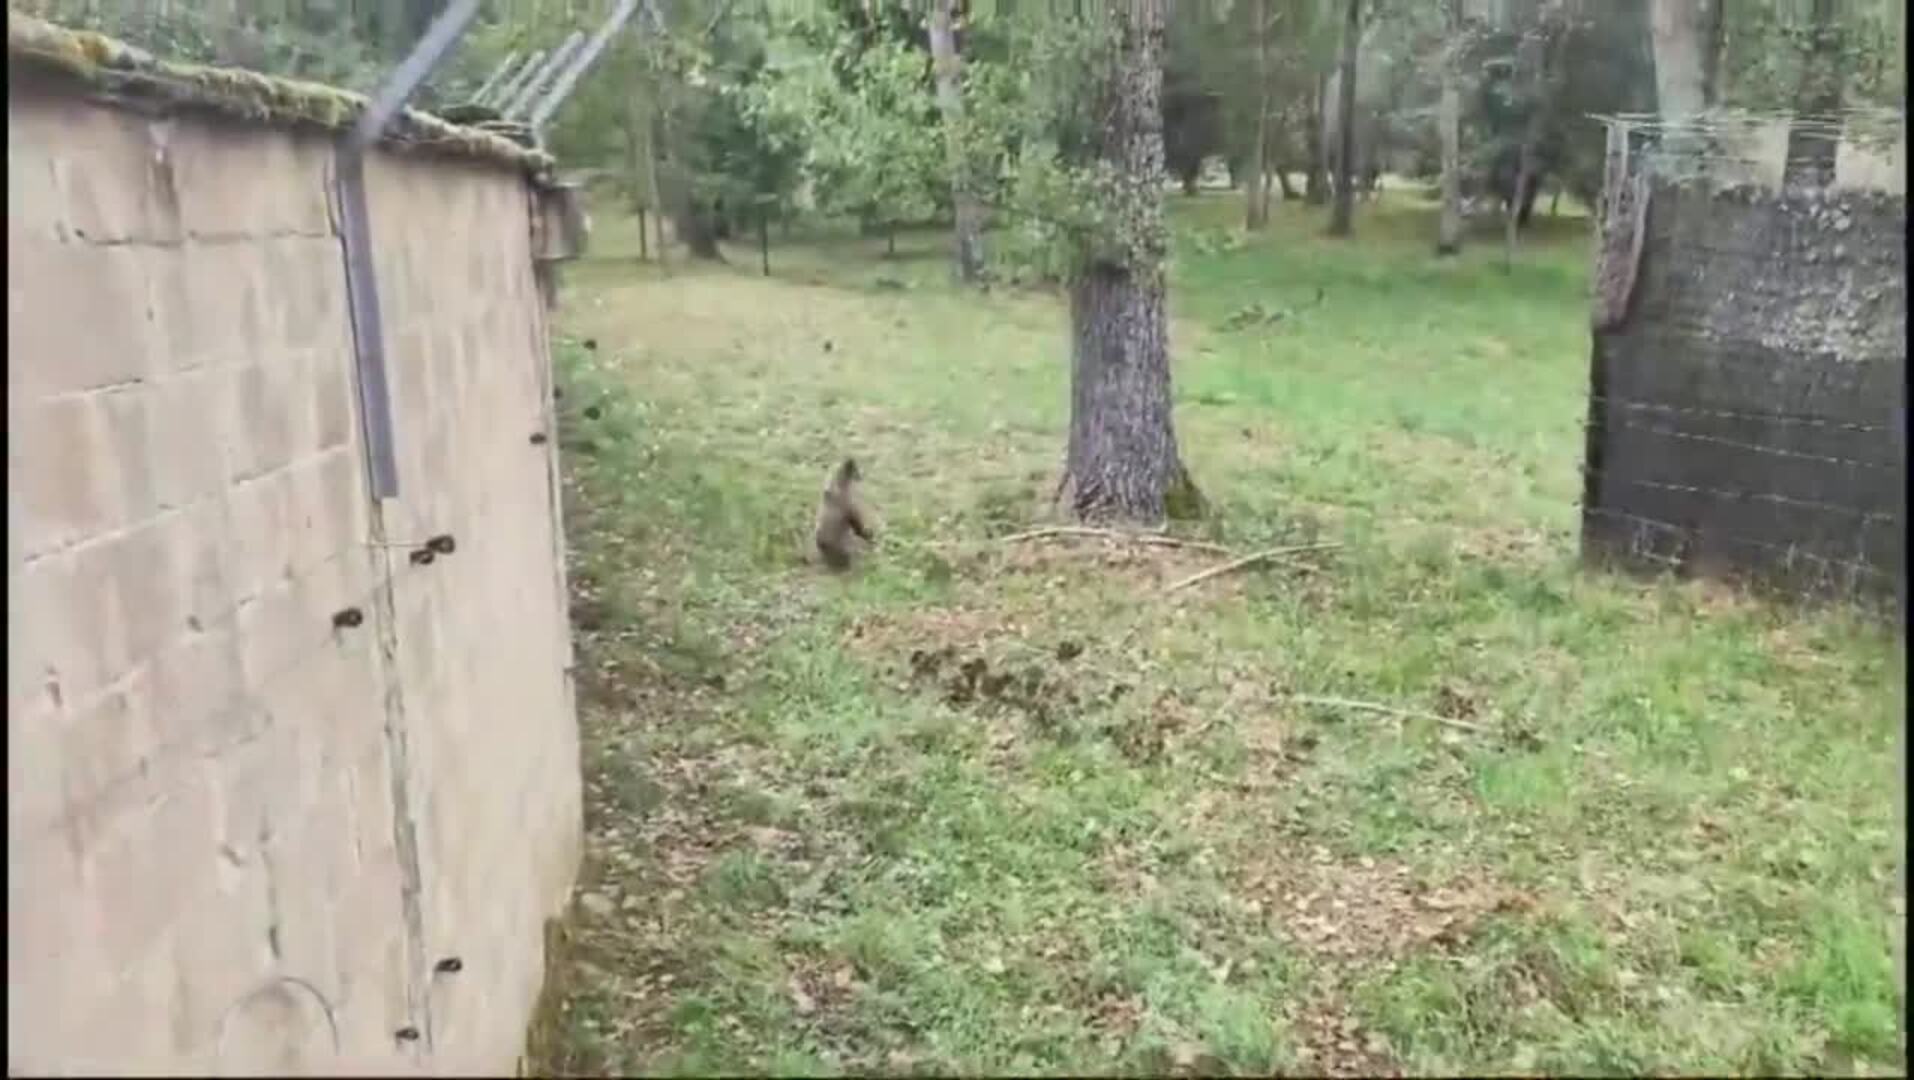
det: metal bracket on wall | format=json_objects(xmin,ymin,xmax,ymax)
[{"xmin": 334, "ymin": 0, "xmax": 484, "ymax": 500}]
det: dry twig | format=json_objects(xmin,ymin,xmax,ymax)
[
  {"xmin": 999, "ymin": 525, "xmax": 1232, "ymax": 554},
  {"xmin": 1283, "ymin": 694, "xmax": 1495, "ymax": 735},
  {"xmin": 1163, "ymin": 543, "xmax": 1342, "ymax": 592}
]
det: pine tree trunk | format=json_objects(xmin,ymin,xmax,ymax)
[
  {"xmin": 1305, "ymin": 71, "xmax": 1329, "ymax": 204},
  {"xmin": 1327, "ymin": 0, "xmax": 1361, "ymax": 237},
  {"xmin": 1245, "ymin": 0, "xmax": 1271, "ymax": 231},
  {"xmin": 647, "ymin": 103, "xmax": 670, "ymax": 264},
  {"xmin": 1436, "ymin": 0, "xmax": 1464, "ymax": 256},
  {"xmin": 1063, "ymin": 0, "xmax": 1196, "ymax": 524},
  {"xmin": 1503, "ymin": 3, "xmax": 1557, "ymax": 266},
  {"xmin": 929, "ymin": 0, "xmax": 988, "ymax": 283}
]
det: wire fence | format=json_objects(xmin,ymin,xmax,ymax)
[{"xmin": 1581, "ymin": 109, "xmax": 1906, "ymax": 612}]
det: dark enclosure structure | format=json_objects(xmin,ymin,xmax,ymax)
[{"xmin": 1581, "ymin": 113, "xmax": 1906, "ymax": 609}]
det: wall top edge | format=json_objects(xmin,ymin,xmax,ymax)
[{"xmin": 8, "ymin": 10, "xmax": 558, "ymax": 182}]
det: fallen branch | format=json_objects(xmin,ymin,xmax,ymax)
[
  {"xmin": 1163, "ymin": 543, "xmax": 1341, "ymax": 592},
  {"xmin": 1282, "ymin": 694, "xmax": 1495, "ymax": 735},
  {"xmin": 998, "ymin": 526, "xmax": 1231, "ymax": 554}
]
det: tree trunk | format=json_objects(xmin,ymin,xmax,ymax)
[
  {"xmin": 1436, "ymin": 0, "xmax": 1464, "ymax": 256},
  {"xmin": 1649, "ymin": 0, "xmax": 1716, "ymax": 167},
  {"xmin": 929, "ymin": 0, "xmax": 987, "ymax": 283},
  {"xmin": 1305, "ymin": 71, "xmax": 1329, "ymax": 204},
  {"xmin": 1502, "ymin": 3, "xmax": 1556, "ymax": 267},
  {"xmin": 1700, "ymin": 0, "xmax": 1726, "ymax": 105},
  {"xmin": 638, "ymin": 208, "xmax": 649, "ymax": 260},
  {"xmin": 1063, "ymin": 0, "xmax": 1195, "ymax": 524},
  {"xmin": 1327, "ymin": 0, "xmax": 1361, "ymax": 237},
  {"xmin": 1274, "ymin": 167, "xmax": 1297, "ymax": 200},
  {"xmin": 1245, "ymin": 0, "xmax": 1271, "ymax": 231},
  {"xmin": 1784, "ymin": 0, "xmax": 1842, "ymax": 189},
  {"xmin": 646, "ymin": 103, "xmax": 671, "ymax": 264},
  {"xmin": 759, "ymin": 211, "xmax": 770, "ymax": 276}
]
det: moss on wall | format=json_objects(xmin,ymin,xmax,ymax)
[{"xmin": 7, "ymin": 10, "xmax": 555, "ymax": 179}]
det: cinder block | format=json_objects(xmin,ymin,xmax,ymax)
[
  {"xmin": 164, "ymin": 498, "xmax": 239, "ymax": 634},
  {"xmin": 10, "ymin": 545, "xmax": 72, "ymax": 716},
  {"xmin": 306, "ymin": 448, "xmax": 368, "ymax": 564},
  {"xmin": 264, "ymin": 238, "xmax": 350, "ymax": 353},
  {"xmin": 146, "ymin": 371, "xmax": 230, "ymax": 510},
  {"xmin": 6, "ymin": 822, "xmax": 108, "ymax": 1054},
  {"xmin": 7, "ymin": 116, "xmax": 63, "ymax": 242},
  {"xmin": 148, "ymin": 621, "xmax": 249, "ymax": 757},
  {"xmin": 235, "ymin": 577, "xmax": 319, "ymax": 699},
  {"xmin": 312, "ymin": 351, "xmax": 358, "ymax": 453},
  {"xmin": 153, "ymin": 242, "xmax": 269, "ymax": 371},
  {"xmin": 168, "ymin": 862, "xmax": 274, "ymax": 1053},
  {"xmin": 15, "ymin": 393, "xmax": 123, "ymax": 559},
  {"xmin": 59, "ymin": 538, "xmax": 131, "ymax": 707},
  {"xmin": 226, "ymin": 470, "xmax": 298, "ymax": 605},
  {"xmin": 170, "ymin": 122, "xmax": 330, "ymax": 241},
  {"xmin": 57, "ymin": 672, "xmax": 158, "ymax": 827},
  {"xmin": 8, "ymin": 702, "xmax": 68, "ymax": 833},
  {"xmin": 107, "ymin": 517, "xmax": 190, "ymax": 677},
  {"xmin": 18, "ymin": 97, "xmax": 185, "ymax": 245},
  {"xmin": 7, "ymin": 238, "xmax": 159, "ymax": 398},
  {"xmin": 88, "ymin": 766, "xmax": 216, "ymax": 964},
  {"xmin": 207, "ymin": 732, "xmax": 288, "ymax": 860},
  {"xmin": 267, "ymin": 810, "xmax": 351, "ymax": 999},
  {"xmin": 343, "ymin": 734, "xmax": 397, "ymax": 858},
  {"xmin": 223, "ymin": 363, "xmax": 298, "ymax": 485}
]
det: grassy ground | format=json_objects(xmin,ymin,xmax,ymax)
[{"xmin": 526, "ymin": 187, "xmax": 1905, "ymax": 1077}]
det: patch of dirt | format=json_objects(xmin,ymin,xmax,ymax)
[{"xmin": 1243, "ymin": 845, "xmax": 1535, "ymax": 966}]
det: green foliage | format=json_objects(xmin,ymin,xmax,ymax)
[
  {"xmin": 785, "ymin": 31, "xmax": 944, "ymax": 236},
  {"xmin": 16, "ymin": 0, "xmax": 390, "ymax": 91},
  {"xmin": 1719, "ymin": 0, "xmax": 1906, "ymax": 111}
]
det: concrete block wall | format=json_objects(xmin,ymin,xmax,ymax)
[{"xmin": 8, "ymin": 73, "xmax": 580, "ymax": 1075}]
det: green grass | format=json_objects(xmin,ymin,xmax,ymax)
[{"xmin": 528, "ymin": 187, "xmax": 1905, "ymax": 1077}]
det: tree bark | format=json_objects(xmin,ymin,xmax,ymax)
[
  {"xmin": 646, "ymin": 101, "xmax": 673, "ymax": 264},
  {"xmin": 1700, "ymin": 0, "xmax": 1726, "ymax": 106},
  {"xmin": 1063, "ymin": 0, "xmax": 1196, "ymax": 524},
  {"xmin": 1502, "ymin": 2, "xmax": 1557, "ymax": 266},
  {"xmin": 624, "ymin": 90, "xmax": 652, "ymax": 261},
  {"xmin": 929, "ymin": 0, "xmax": 987, "ymax": 283},
  {"xmin": 1244, "ymin": 0, "xmax": 1271, "ymax": 231},
  {"xmin": 1436, "ymin": 0, "xmax": 1464, "ymax": 256},
  {"xmin": 1783, "ymin": 0, "xmax": 1842, "ymax": 189},
  {"xmin": 1305, "ymin": 71, "xmax": 1329, "ymax": 204},
  {"xmin": 1650, "ymin": 0, "xmax": 1710, "ymax": 122},
  {"xmin": 1327, "ymin": 0, "xmax": 1361, "ymax": 236}
]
